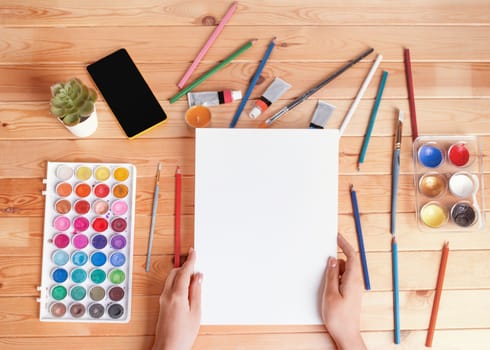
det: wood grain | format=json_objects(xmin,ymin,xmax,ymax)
[{"xmin": 1, "ymin": 1, "xmax": 489, "ymax": 349}]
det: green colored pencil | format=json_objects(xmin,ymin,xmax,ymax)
[{"xmin": 170, "ymin": 39, "xmax": 255, "ymax": 104}]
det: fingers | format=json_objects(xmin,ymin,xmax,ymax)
[
  {"xmin": 337, "ymin": 234, "xmax": 363, "ymax": 291},
  {"xmin": 324, "ymin": 256, "xmax": 340, "ymax": 299},
  {"xmin": 163, "ymin": 267, "xmax": 179, "ymax": 295},
  {"xmin": 337, "ymin": 233, "xmax": 357, "ymax": 259},
  {"xmin": 173, "ymin": 248, "xmax": 197, "ymax": 296},
  {"xmin": 189, "ymin": 272, "xmax": 203, "ymax": 313}
]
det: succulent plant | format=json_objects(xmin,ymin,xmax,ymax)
[{"xmin": 50, "ymin": 78, "xmax": 98, "ymax": 126}]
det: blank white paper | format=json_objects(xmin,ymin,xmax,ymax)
[{"xmin": 194, "ymin": 128, "xmax": 339, "ymax": 325}]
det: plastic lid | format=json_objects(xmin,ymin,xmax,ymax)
[
  {"xmin": 249, "ymin": 106, "xmax": 262, "ymax": 119},
  {"xmin": 232, "ymin": 90, "xmax": 242, "ymax": 101}
]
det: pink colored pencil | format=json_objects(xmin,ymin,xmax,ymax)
[{"xmin": 177, "ymin": 2, "xmax": 238, "ymax": 88}]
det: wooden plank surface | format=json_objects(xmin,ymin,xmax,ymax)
[{"xmin": 1, "ymin": 1, "xmax": 489, "ymax": 349}]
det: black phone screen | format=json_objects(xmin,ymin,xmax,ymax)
[{"xmin": 87, "ymin": 48, "xmax": 167, "ymax": 139}]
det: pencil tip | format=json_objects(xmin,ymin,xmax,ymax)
[{"xmin": 357, "ymin": 164, "xmax": 360, "ymax": 171}]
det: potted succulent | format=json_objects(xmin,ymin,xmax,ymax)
[{"xmin": 50, "ymin": 78, "xmax": 98, "ymax": 137}]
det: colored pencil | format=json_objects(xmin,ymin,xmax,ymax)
[
  {"xmin": 349, "ymin": 185, "xmax": 371, "ymax": 290},
  {"xmin": 170, "ymin": 39, "xmax": 255, "ymax": 104},
  {"xmin": 177, "ymin": 2, "xmax": 238, "ymax": 89},
  {"xmin": 425, "ymin": 241, "xmax": 450, "ymax": 347},
  {"xmin": 145, "ymin": 163, "xmax": 161, "ymax": 272},
  {"xmin": 391, "ymin": 110, "xmax": 404, "ymax": 235},
  {"xmin": 229, "ymin": 37, "xmax": 276, "ymax": 128},
  {"xmin": 357, "ymin": 70, "xmax": 389, "ymax": 170},
  {"xmin": 404, "ymin": 48, "xmax": 419, "ymax": 141},
  {"xmin": 174, "ymin": 166, "xmax": 182, "ymax": 267},
  {"xmin": 339, "ymin": 54, "xmax": 383, "ymax": 136},
  {"xmin": 391, "ymin": 236, "xmax": 401, "ymax": 344},
  {"xmin": 259, "ymin": 47, "xmax": 374, "ymax": 128}
]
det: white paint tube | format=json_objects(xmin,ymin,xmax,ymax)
[{"xmin": 187, "ymin": 90, "xmax": 242, "ymax": 107}]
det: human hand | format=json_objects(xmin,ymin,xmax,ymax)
[
  {"xmin": 322, "ymin": 234, "xmax": 367, "ymax": 350},
  {"xmin": 152, "ymin": 248, "xmax": 203, "ymax": 350}
]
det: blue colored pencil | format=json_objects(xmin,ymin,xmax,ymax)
[
  {"xmin": 357, "ymin": 70, "xmax": 389, "ymax": 170},
  {"xmin": 349, "ymin": 185, "xmax": 371, "ymax": 290},
  {"xmin": 229, "ymin": 37, "xmax": 276, "ymax": 128},
  {"xmin": 392, "ymin": 236, "xmax": 401, "ymax": 344}
]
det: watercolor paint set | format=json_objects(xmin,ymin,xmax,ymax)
[
  {"xmin": 413, "ymin": 136, "xmax": 485, "ymax": 231},
  {"xmin": 38, "ymin": 161, "xmax": 136, "ymax": 322}
]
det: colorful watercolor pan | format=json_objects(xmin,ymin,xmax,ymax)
[
  {"xmin": 38, "ymin": 162, "xmax": 136, "ymax": 322},
  {"xmin": 413, "ymin": 136, "xmax": 485, "ymax": 231}
]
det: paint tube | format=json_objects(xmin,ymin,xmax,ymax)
[
  {"xmin": 249, "ymin": 77, "xmax": 292, "ymax": 119},
  {"xmin": 187, "ymin": 90, "xmax": 242, "ymax": 107},
  {"xmin": 309, "ymin": 100, "xmax": 336, "ymax": 129}
]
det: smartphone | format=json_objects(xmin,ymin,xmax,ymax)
[{"xmin": 87, "ymin": 48, "xmax": 167, "ymax": 139}]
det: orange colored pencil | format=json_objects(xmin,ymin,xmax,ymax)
[
  {"xmin": 174, "ymin": 166, "xmax": 182, "ymax": 267},
  {"xmin": 425, "ymin": 241, "xmax": 450, "ymax": 347}
]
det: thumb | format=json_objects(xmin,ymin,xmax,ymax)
[
  {"xmin": 189, "ymin": 272, "xmax": 203, "ymax": 314},
  {"xmin": 324, "ymin": 257, "xmax": 340, "ymax": 298}
]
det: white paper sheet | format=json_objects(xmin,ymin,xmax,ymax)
[{"xmin": 194, "ymin": 128, "xmax": 339, "ymax": 325}]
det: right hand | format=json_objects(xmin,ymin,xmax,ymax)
[{"xmin": 321, "ymin": 233, "xmax": 367, "ymax": 350}]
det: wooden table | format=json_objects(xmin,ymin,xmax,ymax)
[{"xmin": 1, "ymin": 1, "xmax": 489, "ymax": 349}]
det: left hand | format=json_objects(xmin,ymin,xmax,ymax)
[{"xmin": 152, "ymin": 248, "xmax": 203, "ymax": 350}]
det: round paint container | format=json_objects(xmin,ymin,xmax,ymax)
[
  {"xmin": 75, "ymin": 183, "xmax": 91, "ymax": 197},
  {"xmin": 91, "ymin": 234, "xmax": 108, "ymax": 249},
  {"xmin": 418, "ymin": 143, "xmax": 444, "ymax": 168},
  {"xmin": 112, "ymin": 184, "xmax": 129, "ymax": 198},
  {"xmin": 53, "ymin": 216, "xmax": 71, "ymax": 231},
  {"xmin": 94, "ymin": 166, "xmax": 111, "ymax": 181},
  {"xmin": 56, "ymin": 165, "xmax": 74, "ymax": 181},
  {"xmin": 71, "ymin": 268, "xmax": 88, "ymax": 283},
  {"xmin": 90, "ymin": 251, "xmax": 107, "ymax": 267},
  {"xmin": 52, "ymin": 268, "xmax": 68, "ymax": 283},
  {"xmin": 73, "ymin": 216, "xmax": 90, "ymax": 232},
  {"xmin": 418, "ymin": 173, "xmax": 447, "ymax": 198},
  {"xmin": 53, "ymin": 233, "xmax": 70, "ymax": 248},
  {"xmin": 449, "ymin": 172, "xmax": 476, "ymax": 198},
  {"xmin": 70, "ymin": 286, "xmax": 87, "ymax": 301},
  {"xmin": 75, "ymin": 166, "xmax": 92, "ymax": 181},
  {"xmin": 109, "ymin": 269, "xmax": 126, "ymax": 284},
  {"xmin": 51, "ymin": 285, "xmax": 67, "ymax": 301},
  {"xmin": 50, "ymin": 302, "xmax": 67, "ymax": 317},
  {"xmin": 420, "ymin": 202, "xmax": 448, "ymax": 228},
  {"xmin": 92, "ymin": 199, "xmax": 109, "ymax": 215},
  {"xmin": 71, "ymin": 251, "xmax": 88, "ymax": 266},
  {"xmin": 111, "ymin": 217, "xmax": 127, "ymax": 232},
  {"xmin": 56, "ymin": 182, "xmax": 72, "ymax": 197},
  {"xmin": 55, "ymin": 199, "xmax": 71, "ymax": 214},
  {"xmin": 88, "ymin": 303, "xmax": 105, "ymax": 319},
  {"xmin": 74, "ymin": 199, "xmax": 91, "ymax": 215},
  {"xmin": 108, "ymin": 286, "xmax": 125, "ymax": 301},
  {"xmin": 448, "ymin": 143, "xmax": 470, "ymax": 167},
  {"xmin": 111, "ymin": 200, "xmax": 128, "ymax": 216},
  {"xmin": 92, "ymin": 217, "xmax": 109, "ymax": 232},
  {"xmin": 94, "ymin": 183, "xmax": 110, "ymax": 198},
  {"xmin": 107, "ymin": 303, "xmax": 124, "ymax": 319},
  {"xmin": 52, "ymin": 250, "xmax": 69, "ymax": 266},
  {"xmin": 110, "ymin": 252, "xmax": 126, "ymax": 267},
  {"xmin": 89, "ymin": 286, "xmax": 106, "ymax": 301},
  {"xmin": 110, "ymin": 235, "xmax": 127, "ymax": 250},
  {"xmin": 451, "ymin": 202, "xmax": 477, "ymax": 227},
  {"xmin": 113, "ymin": 167, "xmax": 129, "ymax": 181},
  {"xmin": 185, "ymin": 105, "xmax": 212, "ymax": 128},
  {"xmin": 72, "ymin": 233, "xmax": 89, "ymax": 249},
  {"xmin": 69, "ymin": 303, "xmax": 86, "ymax": 318},
  {"xmin": 90, "ymin": 268, "xmax": 106, "ymax": 284}
]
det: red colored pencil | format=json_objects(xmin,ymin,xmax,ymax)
[
  {"xmin": 174, "ymin": 166, "xmax": 182, "ymax": 267},
  {"xmin": 404, "ymin": 48, "xmax": 419, "ymax": 141},
  {"xmin": 425, "ymin": 241, "xmax": 450, "ymax": 347}
]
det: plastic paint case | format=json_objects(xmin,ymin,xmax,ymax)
[
  {"xmin": 413, "ymin": 136, "xmax": 485, "ymax": 231},
  {"xmin": 38, "ymin": 161, "xmax": 136, "ymax": 323}
]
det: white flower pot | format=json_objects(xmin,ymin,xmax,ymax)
[{"xmin": 60, "ymin": 106, "xmax": 98, "ymax": 137}]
